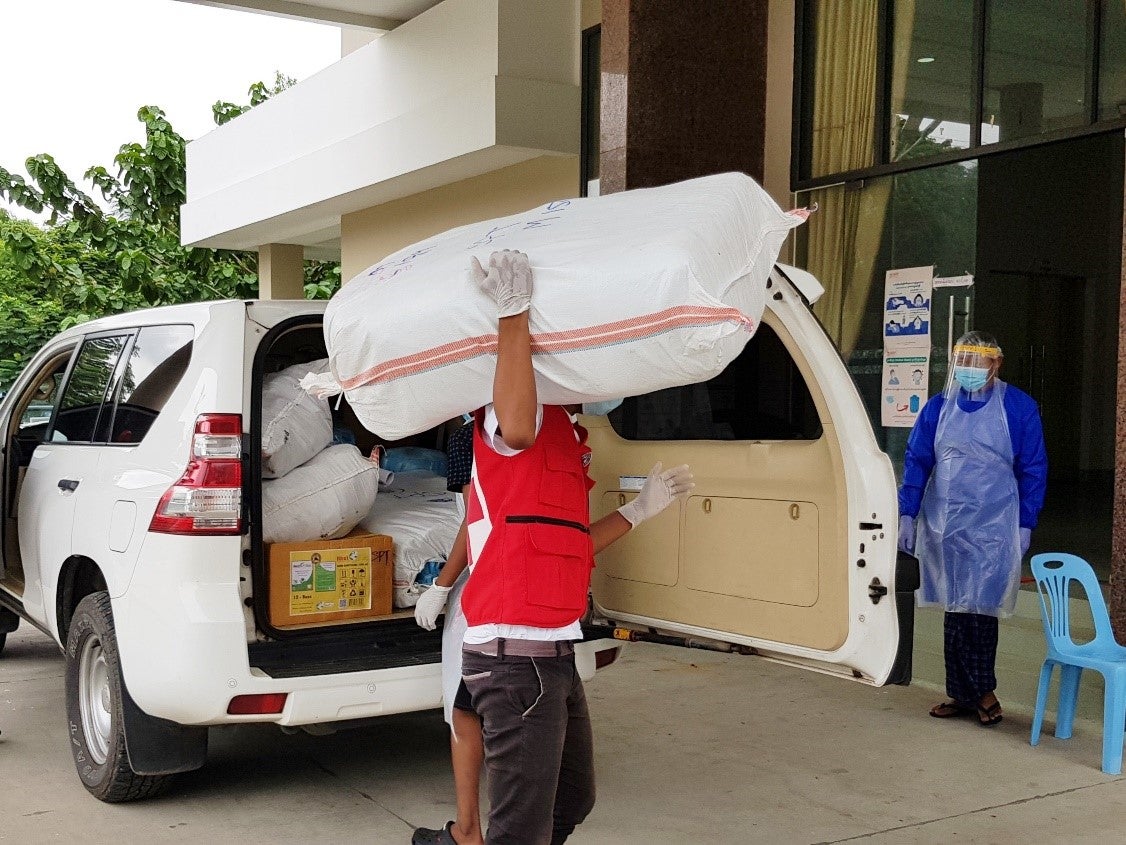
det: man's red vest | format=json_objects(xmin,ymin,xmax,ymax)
[{"xmin": 460, "ymin": 404, "xmax": 596, "ymax": 629}]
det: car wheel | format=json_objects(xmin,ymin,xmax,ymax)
[
  {"xmin": 65, "ymin": 592, "xmax": 172, "ymax": 802},
  {"xmin": 0, "ymin": 606, "xmax": 18, "ymax": 655}
]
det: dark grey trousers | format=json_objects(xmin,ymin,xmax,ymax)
[{"xmin": 461, "ymin": 649, "xmax": 596, "ymax": 845}]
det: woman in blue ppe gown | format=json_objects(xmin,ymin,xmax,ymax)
[{"xmin": 898, "ymin": 331, "xmax": 1047, "ymax": 726}]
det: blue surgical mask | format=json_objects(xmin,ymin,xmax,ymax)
[
  {"xmin": 582, "ymin": 399, "xmax": 624, "ymax": 416},
  {"xmin": 954, "ymin": 366, "xmax": 989, "ymax": 392}
]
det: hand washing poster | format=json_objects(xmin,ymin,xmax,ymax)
[{"xmin": 882, "ymin": 266, "xmax": 933, "ymax": 428}]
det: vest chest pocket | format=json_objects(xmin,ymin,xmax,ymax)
[
  {"xmin": 539, "ymin": 445, "xmax": 588, "ymax": 511},
  {"xmin": 522, "ymin": 522, "xmax": 594, "ymax": 613}
]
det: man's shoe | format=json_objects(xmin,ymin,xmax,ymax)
[{"xmin": 412, "ymin": 821, "xmax": 458, "ymax": 845}]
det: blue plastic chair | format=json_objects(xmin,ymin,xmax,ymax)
[{"xmin": 1029, "ymin": 553, "xmax": 1126, "ymax": 775}]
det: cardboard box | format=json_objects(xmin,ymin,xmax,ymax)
[{"xmin": 267, "ymin": 529, "xmax": 393, "ymax": 628}]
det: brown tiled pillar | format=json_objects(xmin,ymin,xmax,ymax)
[
  {"xmin": 1113, "ymin": 158, "xmax": 1126, "ymax": 639},
  {"xmin": 599, "ymin": 0, "xmax": 769, "ymax": 193}
]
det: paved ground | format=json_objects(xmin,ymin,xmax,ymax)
[{"xmin": 2, "ymin": 622, "xmax": 1124, "ymax": 844}]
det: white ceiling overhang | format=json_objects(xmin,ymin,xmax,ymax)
[
  {"xmin": 180, "ymin": 0, "xmax": 580, "ymax": 258},
  {"xmin": 174, "ymin": 0, "xmax": 443, "ymax": 31}
]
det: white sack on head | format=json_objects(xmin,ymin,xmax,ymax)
[
  {"xmin": 262, "ymin": 444, "xmax": 378, "ymax": 543},
  {"xmin": 262, "ymin": 358, "xmax": 333, "ymax": 479},
  {"xmin": 319, "ymin": 172, "xmax": 807, "ymax": 439}
]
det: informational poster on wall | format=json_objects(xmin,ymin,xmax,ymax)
[{"xmin": 882, "ymin": 265, "xmax": 933, "ymax": 428}]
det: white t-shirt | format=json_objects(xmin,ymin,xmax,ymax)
[{"xmin": 463, "ymin": 404, "xmax": 583, "ymax": 645}]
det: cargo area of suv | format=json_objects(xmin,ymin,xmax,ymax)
[{"xmin": 244, "ymin": 315, "xmax": 455, "ymax": 678}]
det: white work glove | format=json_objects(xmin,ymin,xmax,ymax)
[
  {"xmin": 414, "ymin": 584, "xmax": 451, "ymax": 631},
  {"xmin": 470, "ymin": 249, "xmax": 534, "ymax": 318},
  {"xmin": 618, "ymin": 462, "xmax": 694, "ymax": 527}
]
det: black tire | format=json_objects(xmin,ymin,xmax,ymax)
[
  {"xmin": 0, "ymin": 606, "xmax": 17, "ymax": 656},
  {"xmin": 64, "ymin": 592, "xmax": 172, "ymax": 802}
]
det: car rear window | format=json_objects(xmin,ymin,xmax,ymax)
[
  {"xmin": 100, "ymin": 325, "xmax": 195, "ymax": 444},
  {"xmin": 608, "ymin": 324, "xmax": 824, "ymax": 441}
]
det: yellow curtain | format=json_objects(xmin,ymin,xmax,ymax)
[{"xmin": 804, "ymin": 0, "xmax": 916, "ymax": 356}]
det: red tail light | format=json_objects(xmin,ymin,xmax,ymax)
[
  {"xmin": 150, "ymin": 414, "xmax": 243, "ymax": 535},
  {"xmin": 227, "ymin": 693, "xmax": 288, "ymax": 715}
]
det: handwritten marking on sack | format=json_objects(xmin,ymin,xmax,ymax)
[
  {"xmin": 466, "ymin": 200, "xmax": 573, "ymax": 248},
  {"xmin": 468, "ymin": 222, "xmax": 521, "ymax": 249},
  {"xmin": 523, "ymin": 217, "xmax": 560, "ymax": 230},
  {"xmin": 367, "ymin": 246, "xmax": 436, "ymax": 283}
]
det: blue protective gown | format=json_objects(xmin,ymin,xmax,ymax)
[{"xmin": 898, "ymin": 381, "xmax": 1048, "ymax": 617}]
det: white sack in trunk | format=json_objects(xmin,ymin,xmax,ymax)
[
  {"xmin": 262, "ymin": 358, "xmax": 333, "ymax": 479},
  {"xmin": 309, "ymin": 173, "xmax": 807, "ymax": 439},
  {"xmin": 359, "ymin": 471, "xmax": 461, "ymax": 608},
  {"xmin": 262, "ymin": 444, "xmax": 378, "ymax": 543}
]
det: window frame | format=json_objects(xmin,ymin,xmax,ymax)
[
  {"xmin": 9, "ymin": 343, "xmax": 78, "ymax": 437},
  {"xmin": 792, "ymin": 0, "xmax": 1126, "ymax": 191},
  {"xmin": 579, "ymin": 23, "xmax": 602, "ymax": 198},
  {"xmin": 98, "ymin": 323, "xmax": 195, "ymax": 446},
  {"xmin": 606, "ymin": 322, "xmax": 826, "ymax": 444},
  {"xmin": 46, "ymin": 330, "xmax": 133, "ymax": 446},
  {"xmin": 44, "ymin": 323, "xmax": 195, "ymax": 448}
]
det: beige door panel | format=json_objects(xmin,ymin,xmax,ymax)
[
  {"xmin": 593, "ymin": 491, "xmax": 678, "ymax": 586},
  {"xmin": 682, "ymin": 496, "xmax": 818, "ymax": 606},
  {"xmin": 587, "ymin": 421, "xmax": 848, "ymax": 652},
  {"xmin": 586, "ymin": 309, "xmax": 853, "ymax": 653}
]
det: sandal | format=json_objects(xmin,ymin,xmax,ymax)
[
  {"xmin": 412, "ymin": 822, "xmax": 458, "ymax": 845},
  {"xmin": 976, "ymin": 697, "xmax": 1003, "ymax": 727},
  {"xmin": 929, "ymin": 701, "xmax": 972, "ymax": 718}
]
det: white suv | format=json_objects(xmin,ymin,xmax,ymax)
[{"xmin": 0, "ymin": 267, "xmax": 909, "ymax": 802}]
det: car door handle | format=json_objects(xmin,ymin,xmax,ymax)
[{"xmin": 58, "ymin": 479, "xmax": 80, "ymax": 492}]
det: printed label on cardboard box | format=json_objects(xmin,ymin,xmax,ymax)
[{"xmin": 289, "ymin": 547, "xmax": 372, "ymax": 616}]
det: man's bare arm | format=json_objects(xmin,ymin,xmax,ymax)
[
  {"xmin": 471, "ymin": 250, "xmax": 537, "ymax": 450},
  {"xmin": 493, "ymin": 311, "xmax": 537, "ymax": 450},
  {"xmin": 591, "ymin": 511, "xmax": 632, "ymax": 554}
]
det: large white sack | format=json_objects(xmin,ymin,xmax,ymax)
[
  {"xmin": 359, "ymin": 471, "xmax": 462, "ymax": 608},
  {"xmin": 311, "ymin": 172, "xmax": 807, "ymax": 439},
  {"xmin": 262, "ymin": 358, "xmax": 333, "ymax": 479},
  {"xmin": 262, "ymin": 444, "xmax": 378, "ymax": 543}
]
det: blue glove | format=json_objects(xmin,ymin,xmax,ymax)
[
  {"xmin": 898, "ymin": 515, "xmax": 916, "ymax": 554},
  {"xmin": 1020, "ymin": 527, "xmax": 1031, "ymax": 558}
]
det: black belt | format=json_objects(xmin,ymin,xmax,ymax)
[{"xmin": 505, "ymin": 515, "xmax": 590, "ymax": 534}]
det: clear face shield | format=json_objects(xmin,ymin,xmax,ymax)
[{"xmin": 945, "ymin": 338, "xmax": 1002, "ymax": 398}]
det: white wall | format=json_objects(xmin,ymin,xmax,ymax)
[{"xmin": 182, "ymin": 0, "xmax": 581, "ymax": 250}]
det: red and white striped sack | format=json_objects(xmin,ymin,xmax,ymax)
[{"xmin": 305, "ymin": 172, "xmax": 808, "ymax": 440}]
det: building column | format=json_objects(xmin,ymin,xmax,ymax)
[
  {"xmin": 599, "ymin": 0, "xmax": 770, "ymax": 194},
  {"xmin": 1113, "ymin": 157, "xmax": 1126, "ymax": 638},
  {"xmin": 258, "ymin": 243, "xmax": 305, "ymax": 300}
]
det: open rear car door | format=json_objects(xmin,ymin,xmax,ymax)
[{"xmin": 585, "ymin": 266, "xmax": 910, "ymax": 686}]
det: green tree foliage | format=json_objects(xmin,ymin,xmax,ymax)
[
  {"xmin": 0, "ymin": 76, "xmax": 340, "ymax": 389},
  {"xmin": 212, "ymin": 72, "xmax": 296, "ymax": 126}
]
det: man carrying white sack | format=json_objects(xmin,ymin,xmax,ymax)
[{"xmin": 412, "ymin": 250, "xmax": 694, "ymax": 845}]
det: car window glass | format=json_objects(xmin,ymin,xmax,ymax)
[
  {"xmin": 103, "ymin": 325, "xmax": 194, "ymax": 444},
  {"xmin": 20, "ymin": 369, "xmax": 66, "ymax": 430},
  {"xmin": 608, "ymin": 324, "xmax": 823, "ymax": 441},
  {"xmin": 14, "ymin": 352, "xmax": 73, "ymax": 441},
  {"xmin": 55, "ymin": 335, "xmax": 129, "ymax": 442}
]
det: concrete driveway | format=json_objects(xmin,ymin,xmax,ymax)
[{"xmin": 2, "ymin": 624, "xmax": 1124, "ymax": 844}]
